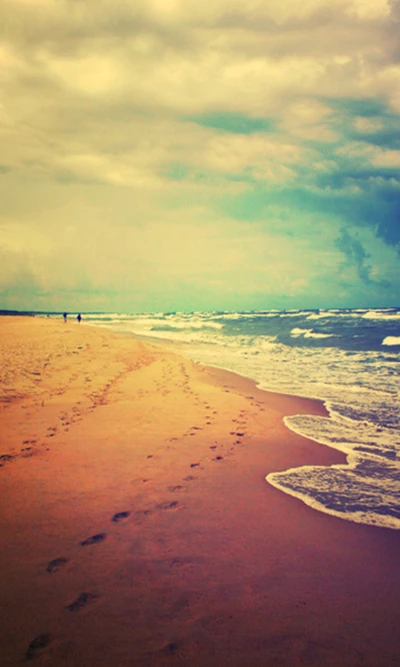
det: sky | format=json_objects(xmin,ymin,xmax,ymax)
[{"xmin": 1, "ymin": 0, "xmax": 400, "ymax": 313}]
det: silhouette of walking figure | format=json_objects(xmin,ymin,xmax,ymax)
[
  {"xmin": 63, "ymin": 312, "xmax": 67, "ymax": 323},
  {"xmin": 77, "ymin": 314, "xmax": 82, "ymax": 323}
]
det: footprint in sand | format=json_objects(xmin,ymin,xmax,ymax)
[
  {"xmin": 214, "ymin": 456, "xmax": 223, "ymax": 461},
  {"xmin": 47, "ymin": 557, "xmax": 69, "ymax": 573},
  {"xmin": 161, "ymin": 641, "xmax": 180, "ymax": 656},
  {"xmin": 111, "ymin": 511, "xmax": 130, "ymax": 523},
  {"xmin": 66, "ymin": 592, "xmax": 98, "ymax": 612},
  {"xmin": 0, "ymin": 454, "xmax": 15, "ymax": 467},
  {"xmin": 190, "ymin": 462, "xmax": 200, "ymax": 468},
  {"xmin": 169, "ymin": 485, "xmax": 184, "ymax": 492},
  {"xmin": 183, "ymin": 475, "xmax": 197, "ymax": 481},
  {"xmin": 156, "ymin": 501, "xmax": 179, "ymax": 510},
  {"xmin": 80, "ymin": 533, "xmax": 107, "ymax": 546},
  {"xmin": 25, "ymin": 634, "xmax": 51, "ymax": 661}
]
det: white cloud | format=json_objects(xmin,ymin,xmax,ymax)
[
  {"xmin": 279, "ymin": 98, "xmax": 339, "ymax": 142},
  {"xmin": 352, "ymin": 116, "xmax": 384, "ymax": 133},
  {"xmin": 42, "ymin": 54, "xmax": 129, "ymax": 97},
  {"xmin": 343, "ymin": 0, "xmax": 391, "ymax": 19},
  {"xmin": 337, "ymin": 141, "xmax": 400, "ymax": 167},
  {"xmin": 371, "ymin": 149, "xmax": 400, "ymax": 167},
  {"xmin": 146, "ymin": 0, "xmax": 391, "ymax": 25},
  {"xmin": 200, "ymin": 133, "xmax": 309, "ymax": 182},
  {"xmin": 0, "ymin": 222, "xmax": 53, "ymax": 256}
]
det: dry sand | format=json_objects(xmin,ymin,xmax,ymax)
[{"xmin": 0, "ymin": 316, "xmax": 399, "ymax": 666}]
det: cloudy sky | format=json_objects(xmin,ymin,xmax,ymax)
[{"xmin": 1, "ymin": 0, "xmax": 399, "ymax": 312}]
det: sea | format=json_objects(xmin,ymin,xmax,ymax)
[{"xmin": 81, "ymin": 308, "xmax": 400, "ymax": 531}]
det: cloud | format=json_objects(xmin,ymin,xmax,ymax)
[
  {"xmin": 2, "ymin": 1, "xmax": 399, "ymax": 116},
  {"xmin": 335, "ymin": 227, "xmax": 391, "ymax": 286},
  {"xmin": 352, "ymin": 116, "xmax": 385, "ymax": 133},
  {"xmin": 315, "ymin": 165, "xmax": 400, "ymax": 249},
  {"xmin": 1, "ymin": 0, "xmax": 400, "ymax": 310}
]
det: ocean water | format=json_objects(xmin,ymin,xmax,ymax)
[{"xmin": 83, "ymin": 308, "xmax": 400, "ymax": 531}]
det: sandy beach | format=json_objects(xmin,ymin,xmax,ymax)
[{"xmin": 0, "ymin": 316, "xmax": 399, "ymax": 667}]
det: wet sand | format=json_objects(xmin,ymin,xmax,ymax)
[{"xmin": 0, "ymin": 316, "xmax": 399, "ymax": 666}]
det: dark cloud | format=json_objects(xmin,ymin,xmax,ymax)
[
  {"xmin": 187, "ymin": 112, "xmax": 274, "ymax": 134},
  {"xmin": 383, "ymin": 0, "xmax": 400, "ymax": 61},
  {"xmin": 314, "ymin": 99, "xmax": 400, "ymax": 157},
  {"xmin": 335, "ymin": 227, "xmax": 391, "ymax": 286},
  {"xmin": 308, "ymin": 98, "xmax": 400, "ymax": 251},
  {"xmin": 228, "ymin": 163, "xmax": 400, "ymax": 250},
  {"xmin": 212, "ymin": 4, "xmax": 393, "ymax": 63},
  {"xmin": 0, "ymin": 1, "xmax": 193, "ymax": 58},
  {"xmin": 335, "ymin": 227, "xmax": 369, "ymax": 278},
  {"xmin": 315, "ymin": 171, "xmax": 400, "ymax": 250},
  {"xmin": 350, "ymin": 129, "xmax": 400, "ymax": 149},
  {"xmin": 330, "ymin": 98, "xmax": 387, "ymax": 118},
  {"xmin": 331, "ymin": 98, "xmax": 400, "ymax": 149}
]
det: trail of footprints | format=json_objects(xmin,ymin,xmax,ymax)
[
  {"xmin": 8, "ymin": 350, "xmax": 253, "ymax": 657},
  {"xmin": 24, "ymin": 400, "xmax": 250, "ymax": 661},
  {"xmin": 0, "ymin": 439, "xmax": 45, "ymax": 469},
  {"xmin": 0, "ymin": 422, "xmax": 73, "ymax": 469},
  {"xmin": 168, "ymin": 393, "xmax": 249, "ymax": 467},
  {"xmin": 29, "ymin": 496, "xmax": 186, "ymax": 660},
  {"xmin": 27, "ymin": 511, "xmax": 131, "ymax": 660},
  {"xmin": 1, "ymin": 371, "xmax": 133, "ymax": 470}
]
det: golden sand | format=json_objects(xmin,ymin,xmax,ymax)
[{"xmin": 0, "ymin": 316, "xmax": 399, "ymax": 666}]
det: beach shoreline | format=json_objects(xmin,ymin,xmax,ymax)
[{"xmin": 1, "ymin": 316, "xmax": 399, "ymax": 666}]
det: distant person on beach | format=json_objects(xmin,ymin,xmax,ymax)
[
  {"xmin": 63, "ymin": 312, "xmax": 67, "ymax": 323},
  {"xmin": 77, "ymin": 313, "xmax": 82, "ymax": 323}
]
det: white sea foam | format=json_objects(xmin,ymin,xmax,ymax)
[
  {"xmin": 216, "ymin": 313, "xmax": 241, "ymax": 320},
  {"xmin": 266, "ymin": 467, "xmax": 400, "ymax": 530},
  {"xmin": 306, "ymin": 331, "xmax": 335, "ymax": 339},
  {"xmin": 306, "ymin": 312, "xmax": 330, "ymax": 320},
  {"xmin": 160, "ymin": 317, "xmax": 223, "ymax": 330},
  {"xmin": 217, "ymin": 311, "xmax": 279, "ymax": 320},
  {"xmin": 290, "ymin": 327, "xmax": 309, "ymax": 336},
  {"xmin": 290, "ymin": 327, "xmax": 334, "ymax": 339},
  {"xmin": 382, "ymin": 336, "xmax": 400, "ymax": 346},
  {"xmin": 279, "ymin": 311, "xmax": 307, "ymax": 317},
  {"xmin": 363, "ymin": 310, "xmax": 400, "ymax": 320},
  {"xmin": 284, "ymin": 411, "xmax": 400, "ymax": 457},
  {"xmin": 83, "ymin": 313, "xmax": 128, "ymax": 320}
]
